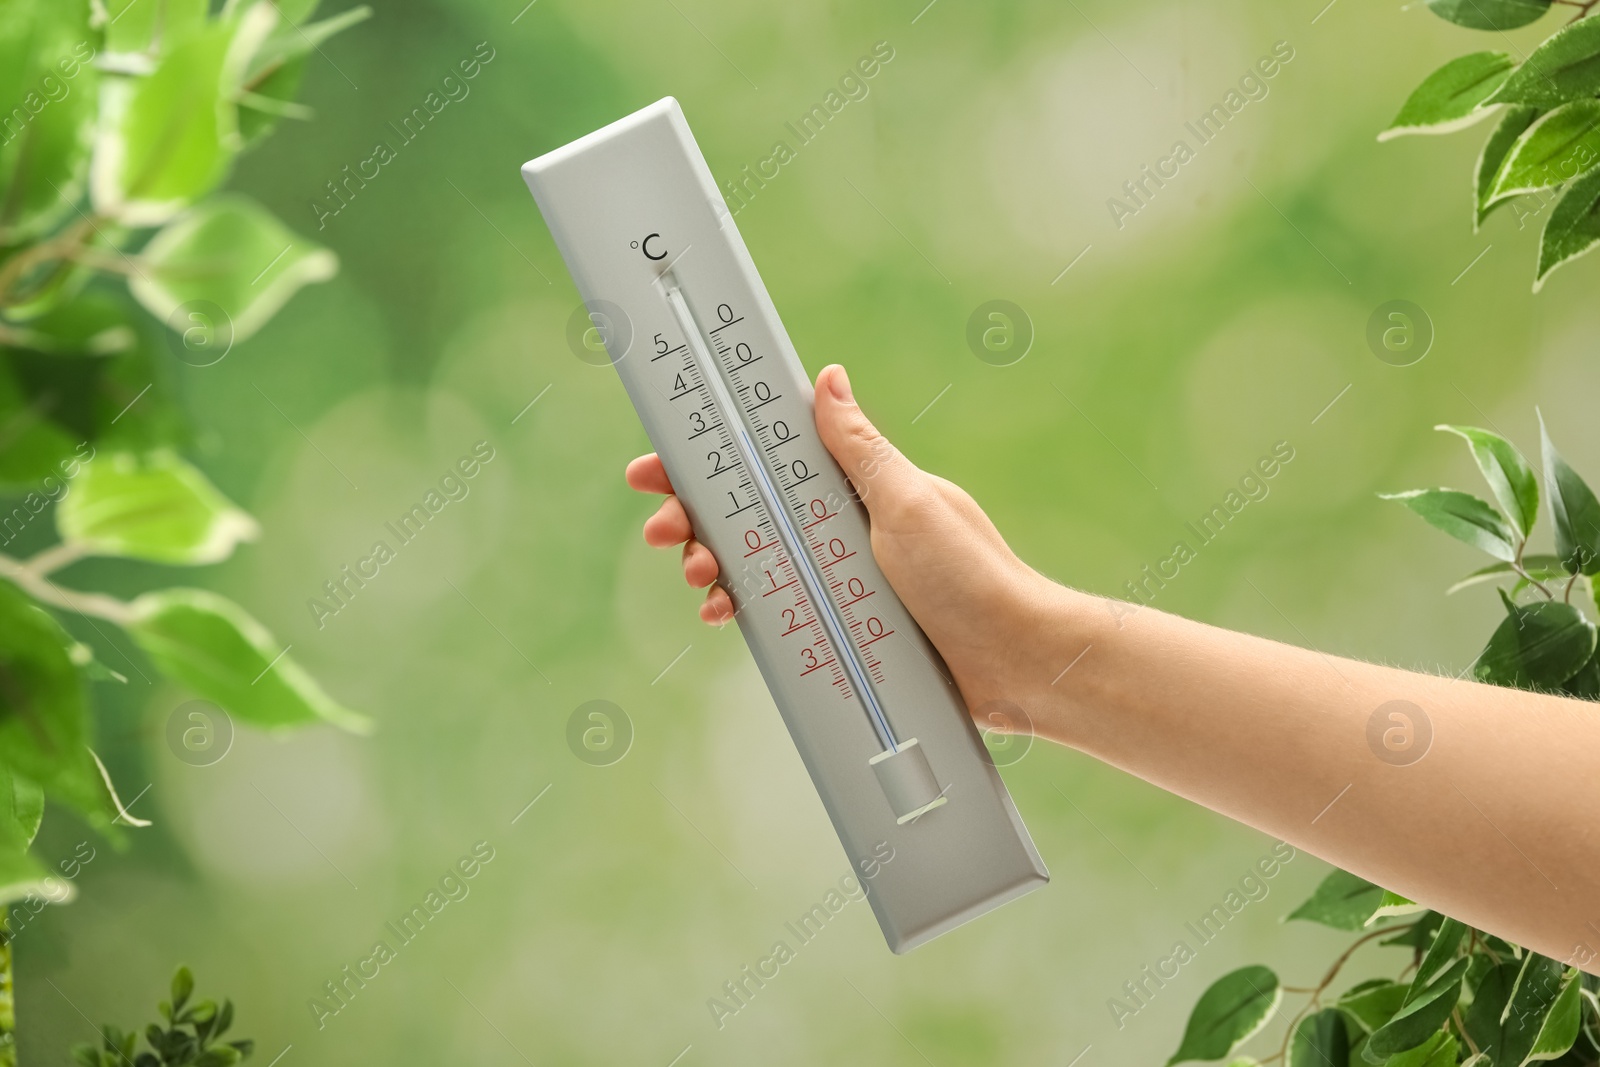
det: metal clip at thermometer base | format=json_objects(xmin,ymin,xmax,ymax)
[{"xmin": 521, "ymin": 97, "xmax": 1048, "ymax": 953}]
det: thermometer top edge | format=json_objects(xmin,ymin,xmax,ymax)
[{"xmin": 521, "ymin": 96, "xmax": 714, "ymax": 200}]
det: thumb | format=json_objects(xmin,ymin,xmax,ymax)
[{"xmin": 814, "ymin": 364, "xmax": 925, "ymax": 516}]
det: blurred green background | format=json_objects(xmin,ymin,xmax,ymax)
[{"xmin": 21, "ymin": 0, "xmax": 1600, "ymax": 1063}]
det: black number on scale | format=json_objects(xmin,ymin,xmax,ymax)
[
  {"xmin": 790, "ymin": 459, "xmax": 809, "ymax": 480},
  {"xmin": 655, "ymin": 333, "xmax": 670, "ymax": 355},
  {"xmin": 689, "ymin": 411, "xmax": 705, "ymax": 432},
  {"xmin": 718, "ymin": 304, "xmax": 735, "ymax": 324},
  {"xmin": 736, "ymin": 342, "xmax": 753, "ymax": 363},
  {"xmin": 708, "ymin": 450, "xmax": 731, "ymax": 475},
  {"xmin": 753, "ymin": 382, "xmax": 771, "ymax": 402},
  {"xmin": 771, "ymin": 420, "xmax": 790, "ymax": 442},
  {"xmin": 674, "ymin": 373, "xmax": 686, "ymax": 392}
]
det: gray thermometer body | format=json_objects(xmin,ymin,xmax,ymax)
[{"xmin": 522, "ymin": 97, "xmax": 1047, "ymax": 953}]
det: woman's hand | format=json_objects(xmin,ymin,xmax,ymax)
[{"xmin": 624, "ymin": 363, "xmax": 1072, "ymax": 722}]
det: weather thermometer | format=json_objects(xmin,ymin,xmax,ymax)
[{"xmin": 522, "ymin": 98, "xmax": 1047, "ymax": 952}]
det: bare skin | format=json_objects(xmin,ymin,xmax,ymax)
[{"xmin": 626, "ymin": 363, "xmax": 1600, "ymax": 975}]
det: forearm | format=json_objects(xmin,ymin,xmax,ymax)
[{"xmin": 1020, "ymin": 581, "xmax": 1600, "ymax": 973}]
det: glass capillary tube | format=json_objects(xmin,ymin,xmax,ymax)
[{"xmin": 660, "ymin": 275, "xmax": 899, "ymax": 754}]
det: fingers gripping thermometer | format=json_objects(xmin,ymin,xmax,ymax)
[{"xmin": 522, "ymin": 98, "xmax": 1048, "ymax": 953}]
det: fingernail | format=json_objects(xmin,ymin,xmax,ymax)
[{"xmin": 828, "ymin": 366, "xmax": 853, "ymax": 403}]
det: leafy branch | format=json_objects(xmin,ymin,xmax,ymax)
[
  {"xmin": 72, "ymin": 967, "xmax": 254, "ymax": 1067},
  {"xmin": 1165, "ymin": 416, "xmax": 1600, "ymax": 1066},
  {"xmin": 1, "ymin": 0, "xmax": 371, "ymax": 1061},
  {"xmin": 1384, "ymin": 1, "xmax": 1600, "ymax": 287}
]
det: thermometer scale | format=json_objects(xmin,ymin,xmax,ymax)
[{"xmin": 522, "ymin": 98, "xmax": 1047, "ymax": 952}]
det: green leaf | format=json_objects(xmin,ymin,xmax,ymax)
[
  {"xmin": 1564, "ymin": 642, "xmax": 1600, "ymax": 699},
  {"xmin": 1470, "ymin": 956, "xmax": 1576, "ymax": 1067},
  {"xmin": 100, "ymin": 0, "xmax": 208, "ymax": 57},
  {"xmin": 1525, "ymin": 967, "xmax": 1584, "ymax": 1064},
  {"xmin": 0, "ymin": 303, "xmax": 189, "ymax": 488},
  {"xmin": 1168, "ymin": 966, "xmax": 1281, "ymax": 1066},
  {"xmin": 1473, "ymin": 598, "xmax": 1597, "ymax": 688},
  {"xmin": 1406, "ymin": 917, "xmax": 1467, "ymax": 1001},
  {"xmin": 130, "ymin": 195, "xmax": 338, "ymax": 344},
  {"xmin": 237, "ymin": 6, "xmax": 371, "ymax": 144},
  {"xmin": 1489, "ymin": 100, "xmax": 1600, "ymax": 205},
  {"xmin": 0, "ymin": 581, "xmax": 142, "ymax": 832},
  {"xmin": 1476, "ymin": 106, "xmax": 1540, "ymax": 227},
  {"xmin": 1367, "ymin": 890, "xmax": 1429, "ymax": 925},
  {"xmin": 1382, "ymin": 1031, "xmax": 1458, "ymax": 1067},
  {"xmin": 0, "ymin": 769, "xmax": 58, "ymax": 907},
  {"xmin": 1380, "ymin": 52, "xmax": 1515, "ymax": 141},
  {"xmin": 171, "ymin": 966, "xmax": 194, "ymax": 1013},
  {"xmin": 1336, "ymin": 981, "xmax": 1409, "ymax": 1035},
  {"xmin": 224, "ymin": 0, "xmax": 323, "ymax": 24},
  {"xmin": 0, "ymin": 760, "xmax": 43, "ymax": 853},
  {"xmin": 1381, "ymin": 911, "xmax": 1445, "ymax": 949},
  {"xmin": 1447, "ymin": 555, "xmax": 1566, "ymax": 594},
  {"xmin": 1436, "ymin": 425, "xmax": 1540, "ymax": 537},
  {"xmin": 0, "ymin": 359, "xmax": 81, "ymax": 487},
  {"xmin": 5, "ymin": 290, "xmax": 139, "ymax": 356},
  {"xmin": 1536, "ymin": 166, "xmax": 1600, "ymax": 289},
  {"xmin": 1287, "ymin": 869, "xmax": 1384, "ymax": 931},
  {"xmin": 56, "ymin": 449, "xmax": 258, "ymax": 564},
  {"xmin": 1424, "ymin": 0, "xmax": 1551, "ymax": 29},
  {"xmin": 1288, "ymin": 1008, "xmax": 1350, "ymax": 1067},
  {"xmin": 1540, "ymin": 411, "xmax": 1600, "ymax": 575},
  {"xmin": 90, "ymin": 4, "xmax": 277, "ymax": 224},
  {"xmin": 0, "ymin": 578, "xmax": 89, "ymax": 800},
  {"xmin": 0, "ymin": 0, "xmax": 99, "ymax": 244},
  {"xmin": 1488, "ymin": 15, "xmax": 1600, "ymax": 108},
  {"xmin": 1362, "ymin": 957, "xmax": 1468, "ymax": 1061},
  {"xmin": 1465, "ymin": 959, "xmax": 1510, "ymax": 1049},
  {"xmin": 127, "ymin": 588, "xmax": 371, "ymax": 733},
  {"xmin": 1379, "ymin": 489, "xmax": 1517, "ymax": 562}
]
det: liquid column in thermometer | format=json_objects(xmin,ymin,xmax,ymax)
[{"xmin": 658, "ymin": 273, "xmax": 947, "ymax": 823}]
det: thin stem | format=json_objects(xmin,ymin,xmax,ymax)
[
  {"xmin": 0, "ymin": 552, "xmax": 134, "ymax": 625},
  {"xmin": 0, "ymin": 909, "xmax": 14, "ymax": 1067},
  {"xmin": 1271, "ymin": 923, "xmax": 1417, "ymax": 1065},
  {"xmin": 0, "ymin": 215, "xmax": 98, "ymax": 307},
  {"xmin": 1512, "ymin": 538, "xmax": 1556, "ymax": 599},
  {"xmin": 1317, "ymin": 923, "xmax": 1413, "ymax": 991},
  {"xmin": 1511, "ymin": 547, "xmax": 1557, "ymax": 600},
  {"xmin": 65, "ymin": 248, "xmax": 143, "ymax": 276},
  {"xmin": 1455, "ymin": 1006, "xmax": 1481, "ymax": 1057},
  {"xmin": 28, "ymin": 541, "xmax": 89, "ymax": 576},
  {"xmin": 1563, "ymin": 572, "xmax": 1579, "ymax": 604}
]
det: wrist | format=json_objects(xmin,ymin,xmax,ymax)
[{"xmin": 1008, "ymin": 573, "xmax": 1120, "ymax": 749}]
